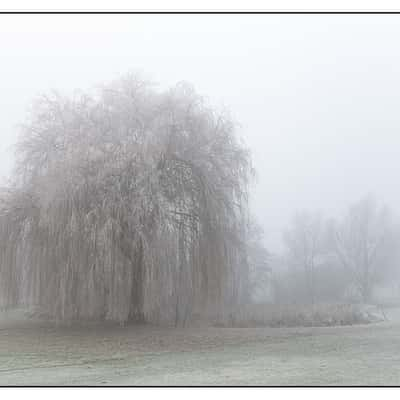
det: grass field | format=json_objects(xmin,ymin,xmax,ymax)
[{"xmin": 1, "ymin": 307, "xmax": 400, "ymax": 386}]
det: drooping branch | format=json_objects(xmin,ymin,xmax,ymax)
[{"xmin": 0, "ymin": 76, "xmax": 253, "ymax": 325}]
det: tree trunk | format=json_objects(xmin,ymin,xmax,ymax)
[
  {"xmin": 361, "ymin": 282, "xmax": 372, "ymax": 304},
  {"xmin": 129, "ymin": 240, "xmax": 144, "ymax": 322}
]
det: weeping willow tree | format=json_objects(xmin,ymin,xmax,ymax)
[{"xmin": 0, "ymin": 75, "xmax": 253, "ymax": 325}]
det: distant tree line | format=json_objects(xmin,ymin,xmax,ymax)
[{"xmin": 273, "ymin": 196, "xmax": 400, "ymax": 306}]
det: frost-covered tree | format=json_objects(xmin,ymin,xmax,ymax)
[
  {"xmin": 332, "ymin": 196, "xmax": 394, "ymax": 303},
  {"xmin": 0, "ymin": 75, "xmax": 253, "ymax": 325},
  {"xmin": 283, "ymin": 212, "xmax": 325, "ymax": 305}
]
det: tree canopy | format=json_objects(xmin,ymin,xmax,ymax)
[{"xmin": 0, "ymin": 75, "xmax": 254, "ymax": 325}]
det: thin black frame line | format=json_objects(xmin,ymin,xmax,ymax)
[
  {"xmin": 1, "ymin": 11, "xmax": 400, "ymax": 14},
  {"xmin": 0, "ymin": 8, "xmax": 399, "ymax": 389}
]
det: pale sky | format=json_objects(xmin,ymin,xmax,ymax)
[{"xmin": 1, "ymin": 14, "xmax": 400, "ymax": 251}]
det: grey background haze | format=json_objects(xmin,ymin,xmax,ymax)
[{"xmin": 1, "ymin": 14, "xmax": 399, "ymax": 251}]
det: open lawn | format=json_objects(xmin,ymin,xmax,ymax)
[{"xmin": 1, "ymin": 308, "xmax": 400, "ymax": 386}]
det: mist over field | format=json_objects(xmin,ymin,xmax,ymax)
[
  {"xmin": 1, "ymin": 13, "xmax": 400, "ymax": 386},
  {"xmin": 2, "ymin": 14, "xmax": 400, "ymax": 251}
]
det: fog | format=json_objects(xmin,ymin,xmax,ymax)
[
  {"xmin": 3, "ymin": 13, "xmax": 400, "ymax": 386},
  {"xmin": 2, "ymin": 14, "xmax": 400, "ymax": 252}
]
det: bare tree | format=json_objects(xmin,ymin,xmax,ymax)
[
  {"xmin": 283, "ymin": 211, "xmax": 325, "ymax": 305},
  {"xmin": 332, "ymin": 196, "xmax": 393, "ymax": 303}
]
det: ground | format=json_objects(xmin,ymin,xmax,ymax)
[{"xmin": 1, "ymin": 308, "xmax": 400, "ymax": 386}]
